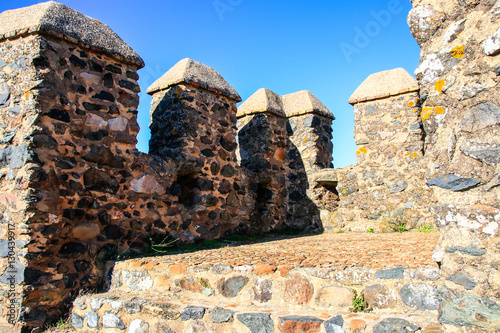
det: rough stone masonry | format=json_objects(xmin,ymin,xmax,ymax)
[
  {"xmin": 0, "ymin": 2, "xmax": 335, "ymax": 331},
  {"xmin": 0, "ymin": 0, "xmax": 499, "ymax": 332}
]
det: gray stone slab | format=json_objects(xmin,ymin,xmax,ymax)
[
  {"xmin": 375, "ymin": 267, "xmax": 405, "ymax": 279},
  {"xmin": 426, "ymin": 174, "xmax": 479, "ymax": 191},
  {"xmin": 102, "ymin": 311, "xmax": 125, "ymax": 329},
  {"xmin": 400, "ymin": 284, "xmax": 439, "ymax": 310},
  {"xmin": 461, "ymin": 102, "xmax": 500, "ymax": 132},
  {"xmin": 236, "ymin": 313, "xmax": 274, "ymax": 333},
  {"xmin": 211, "ymin": 307, "xmax": 234, "ymax": 323},
  {"xmin": 373, "ymin": 318, "xmax": 419, "ymax": 333},
  {"xmin": 324, "ymin": 315, "xmax": 344, "ymax": 333},
  {"xmin": 460, "ymin": 142, "xmax": 500, "ymax": 166},
  {"xmin": 447, "ymin": 271, "xmax": 477, "ymax": 290}
]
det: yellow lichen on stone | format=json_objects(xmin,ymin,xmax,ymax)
[
  {"xmin": 412, "ymin": 152, "xmax": 418, "ymax": 157},
  {"xmin": 408, "ymin": 101, "xmax": 415, "ymax": 107},
  {"xmin": 421, "ymin": 106, "xmax": 445, "ymax": 120},
  {"xmin": 434, "ymin": 106, "xmax": 445, "ymax": 115},
  {"xmin": 435, "ymin": 79, "xmax": 445, "ymax": 92},
  {"xmin": 450, "ymin": 46, "xmax": 465, "ymax": 59},
  {"xmin": 356, "ymin": 150, "xmax": 361, "ymax": 155},
  {"xmin": 392, "ymin": 146, "xmax": 397, "ymax": 150},
  {"xmin": 359, "ymin": 147, "xmax": 367, "ymax": 154},
  {"xmin": 421, "ymin": 107, "xmax": 433, "ymax": 120}
]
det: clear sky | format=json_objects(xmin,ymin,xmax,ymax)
[{"xmin": 0, "ymin": 0, "xmax": 421, "ymax": 167}]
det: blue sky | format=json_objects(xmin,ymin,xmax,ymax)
[{"xmin": 1, "ymin": 0, "xmax": 421, "ymax": 167}]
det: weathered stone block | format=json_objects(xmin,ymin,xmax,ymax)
[
  {"xmin": 180, "ymin": 306, "xmax": 206, "ymax": 321},
  {"xmin": 236, "ymin": 313, "xmax": 274, "ymax": 333},
  {"xmin": 218, "ymin": 276, "xmax": 248, "ymax": 298},
  {"xmin": 278, "ymin": 315, "xmax": 323, "ymax": 333},
  {"xmin": 362, "ymin": 284, "xmax": 397, "ymax": 309},
  {"xmin": 426, "ymin": 174, "xmax": 479, "ymax": 192},
  {"xmin": 324, "ymin": 315, "xmax": 344, "ymax": 333},
  {"xmin": 253, "ymin": 279, "xmax": 272, "ymax": 303},
  {"xmin": 375, "ymin": 267, "xmax": 404, "ymax": 279},
  {"xmin": 284, "ymin": 275, "xmax": 314, "ymax": 305},
  {"xmin": 446, "ymin": 271, "xmax": 477, "ymax": 290},
  {"xmin": 315, "ymin": 286, "xmax": 352, "ymax": 308},
  {"xmin": 400, "ymin": 284, "xmax": 439, "ymax": 310},
  {"xmin": 85, "ymin": 311, "xmax": 98, "ymax": 329},
  {"xmin": 71, "ymin": 313, "xmax": 83, "ymax": 329},
  {"xmin": 128, "ymin": 319, "xmax": 149, "ymax": 333},
  {"xmin": 102, "ymin": 311, "xmax": 125, "ymax": 329},
  {"xmin": 373, "ymin": 318, "xmax": 419, "ymax": 333},
  {"xmin": 211, "ymin": 307, "xmax": 234, "ymax": 323},
  {"xmin": 439, "ymin": 288, "xmax": 500, "ymax": 330},
  {"xmin": 461, "ymin": 102, "xmax": 500, "ymax": 132},
  {"xmin": 122, "ymin": 270, "xmax": 153, "ymax": 291}
]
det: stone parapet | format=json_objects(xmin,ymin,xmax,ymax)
[
  {"xmin": 407, "ymin": 0, "xmax": 500, "ymax": 330},
  {"xmin": 71, "ymin": 232, "xmax": 442, "ymax": 332}
]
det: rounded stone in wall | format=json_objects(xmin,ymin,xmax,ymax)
[
  {"xmin": 70, "ymin": 223, "xmax": 100, "ymax": 241},
  {"xmin": 284, "ymin": 274, "xmax": 314, "ymax": 305}
]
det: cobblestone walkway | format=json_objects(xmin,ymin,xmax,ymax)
[{"xmin": 135, "ymin": 232, "xmax": 440, "ymax": 270}]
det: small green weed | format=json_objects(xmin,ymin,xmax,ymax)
[
  {"xmin": 44, "ymin": 317, "xmax": 75, "ymax": 332},
  {"xmin": 381, "ymin": 207, "xmax": 416, "ymax": 233},
  {"xmin": 367, "ymin": 228, "xmax": 375, "ymax": 233},
  {"xmin": 349, "ymin": 290, "xmax": 372, "ymax": 313},
  {"xmin": 415, "ymin": 225, "xmax": 437, "ymax": 232},
  {"xmin": 148, "ymin": 234, "xmax": 178, "ymax": 254}
]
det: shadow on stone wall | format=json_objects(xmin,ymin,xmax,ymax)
[{"xmin": 238, "ymin": 114, "xmax": 321, "ymax": 234}]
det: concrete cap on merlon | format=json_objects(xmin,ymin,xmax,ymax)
[
  {"xmin": 282, "ymin": 90, "xmax": 334, "ymax": 119},
  {"xmin": 146, "ymin": 58, "xmax": 242, "ymax": 102},
  {"xmin": 348, "ymin": 68, "xmax": 419, "ymax": 105},
  {"xmin": 237, "ymin": 88, "xmax": 286, "ymax": 118},
  {"xmin": 0, "ymin": 1, "xmax": 144, "ymax": 68}
]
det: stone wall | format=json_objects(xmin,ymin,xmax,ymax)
[
  {"xmin": 237, "ymin": 88, "xmax": 334, "ymax": 233},
  {"xmin": 408, "ymin": 0, "xmax": 500, "ymax": 330},
  {"xmin": 0, "ymin": 3, "xmax": 334, "ymax": 330},
  {"xmin": 0, "ymin": 34, "xmax": 41, "ymax": 332},
  {"xmin": 314, "ymin": 69, "xmax": 434, "ymax": 233},
  {"xmin": 311, "ymin": 0, "xmax": 500, "ymax": 329}
]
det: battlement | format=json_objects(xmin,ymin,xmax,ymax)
[{"xmin": 0, "ymin": 1, "xmax": 499, "ymax": 331}]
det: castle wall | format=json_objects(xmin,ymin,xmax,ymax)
[
  {"xmin": 0, "ymin": 34, "xmax": 41, "ymax": 332},
  {"xmin": 148, "ymin": 82, "xmax": 245, "ymax": 241},
  {"xmin": 238, "ymin": 113, "xmax": 288, "ymax": 233},
  {"xmin": 286, "ymin": 114, "xmax": 333, "ymax": 231},
  {"xmin": 408, "ymin": 0, "xmax": 500, "ymax": 329}
]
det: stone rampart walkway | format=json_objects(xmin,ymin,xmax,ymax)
[
  {"xmin": 72, "ymin": 232, "xmax": 442, "ymax": 332},
  {"xmin": 130, "ymin": 232, "xmax": 440, "ymax": 271}
]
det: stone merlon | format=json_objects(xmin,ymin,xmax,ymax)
[
  {"xmin": 0, "ymin": 1, "xmax": 144, "ymax": 67},
  {"xmin": 283, "ymin": 90, "xmax": 334, "ymax": 119},
  {"xmin": 238, "ymin": 89, "xmax": 334, "ymax": 120},
  {"xmin": 348, "ymin": 68, "xmax": 419, "ymax": 105},
  {"xmin": 146, "ymin": 58, "xmax": 241, "ymax": 101},
  {"xmin": 236, "ymin": 88, "xmax": 286, "ymax": 118}
]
